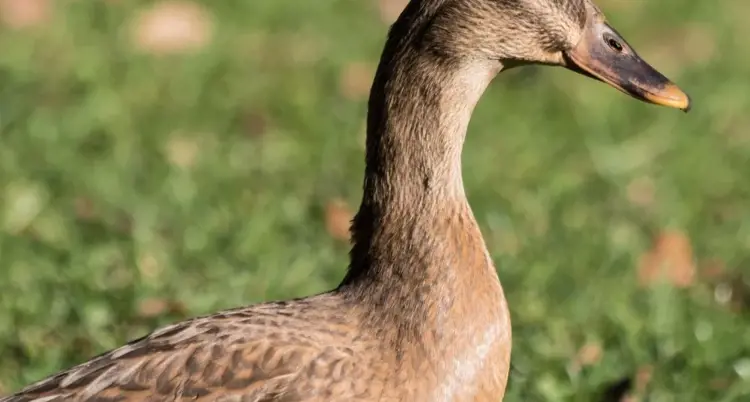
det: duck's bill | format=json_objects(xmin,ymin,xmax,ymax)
[{"xmin": 563, "ymin": 21, "xmax": 691, "ymax": 112}]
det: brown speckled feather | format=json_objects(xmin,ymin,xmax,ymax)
[{"xmin": 3, "ymin": 295, "xmax": 391, "ymax": 402}]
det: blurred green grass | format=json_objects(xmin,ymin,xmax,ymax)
[{"xmin": 0, "ymin": 0, "xmax": 749, "ymax": 400}]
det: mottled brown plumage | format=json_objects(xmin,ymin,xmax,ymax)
[{"xmin": 2, "ymin": 0, "xmax": 690, "ymax": 401}]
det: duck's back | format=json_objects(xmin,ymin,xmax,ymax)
[{"xmin": 1, "ymin": 293, "xmax": 391, "ymax": 402}]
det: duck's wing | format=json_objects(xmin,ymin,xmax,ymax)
[{"xmin": 1, "ymin": 300, "xmax": 355, "ymax": 402}]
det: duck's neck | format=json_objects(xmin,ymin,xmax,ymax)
[{"xmin": 340, "ymin": 27, "xmax": 503, "ymax": 338}]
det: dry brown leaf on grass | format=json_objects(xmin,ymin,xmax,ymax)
[
  {"xmin": 325, "ymin": 198, "xmax": 353, "ymax": 242},
  {"xmin": 131, "ymin": 0, "xmax": 214, "ymax": 55},
  {"xmin": 138, "ymin": 297, "xmax": 188, "ymax": 318},
  {"xmin": 576, "ymin": 342, "xmax": 603, "ymax": 366},
  {"xmin": 570, "ymin": 342, "xmax": 602, "ymax": 373},
  {"xmin": 376, "ymin": 0, "xmax": 409, "ymax": 24},
  {"xmin": 620, "ymin": 365, "xmax": 654, "ymax": 402},
  {"xmin": 0, "ymin": 0, "xmax": 50, "ymax": 29},
  {"xmin": 339, "ymin": 62, "xmax": 375, "ymax": 101},
  {"xmin": 634, "ymin": 365, "xmax": 654, "ymax": 393},
  {"xmin": 638, "ymin": 230, "xmax": 696, "ymax": 288}
]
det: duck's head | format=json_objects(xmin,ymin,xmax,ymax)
[{"xmin": 403, "ymin": 0, "xmax": 690, "ymax": 111}]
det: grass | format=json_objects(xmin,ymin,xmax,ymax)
[{"xmin": 0, "ymin": 0, "xmax": 749, "ymax": 400}]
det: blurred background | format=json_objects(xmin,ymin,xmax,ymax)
[{"xmin": 0, "ymin": 0, "xmax": 748, "ymax": 400}]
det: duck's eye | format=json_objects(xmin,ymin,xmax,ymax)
[{"xmin": 605, "ymin": 36, "xmax": 624, "ymax": 52}]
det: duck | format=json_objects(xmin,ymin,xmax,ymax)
[{"xmin": 1, "ymin": 0, "xmax": 689, "ymax": 401}]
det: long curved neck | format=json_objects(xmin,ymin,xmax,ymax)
[{"xmin": 340, "ymin": 17, "xmax": 502, "ymax": 338}]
